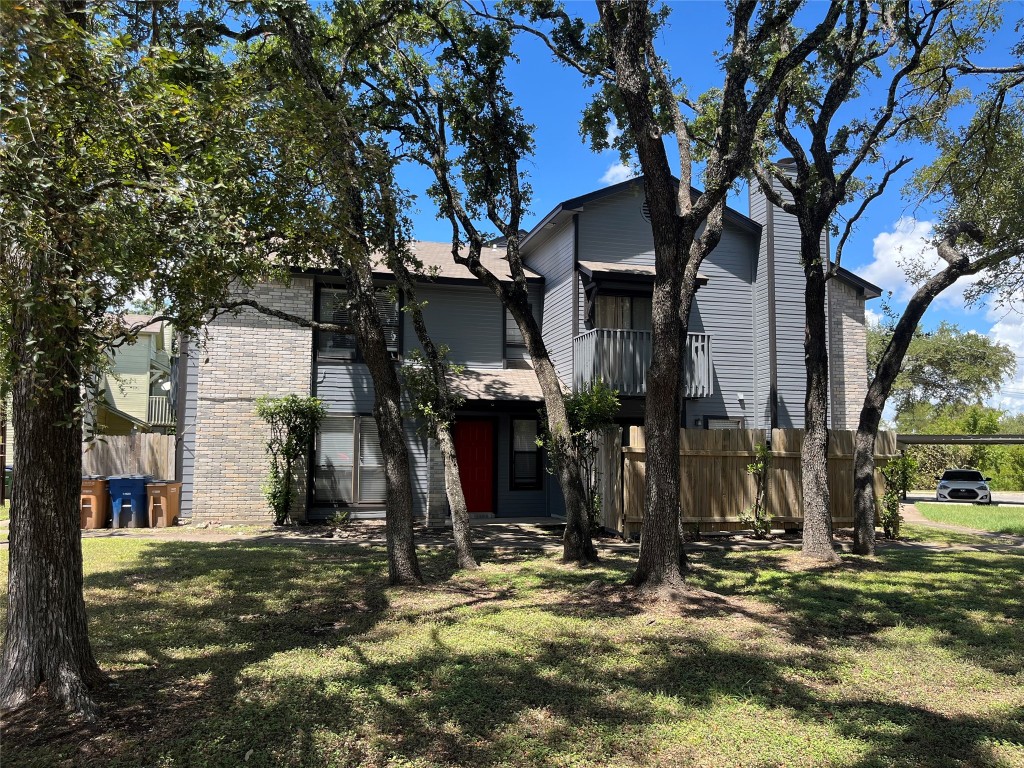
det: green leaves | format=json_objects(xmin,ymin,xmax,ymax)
[
  {"xmin": 1, "ymin": 1, "xmax": 265, "ymax": 407},
  {"xmin": 255, "ymin": 395, "xmax": 326, "ymax": 524},
  {"xmin": 869, "ymin": 321, "xmax": 1016, "ymax": 418}
]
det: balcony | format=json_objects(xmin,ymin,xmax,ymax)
[
  {"xmin": 147, "ymin": 396, "xmax": 176, "ymax": 427},
  {"xmin": 572, "ymin": 329, "xmax": 713, "ymax": 398}
]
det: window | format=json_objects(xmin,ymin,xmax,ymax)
[
  {"xmin": 505, "ymin": 305, "xmax": 532, "ymax": 348},
  {"xmin": 705, "ymin": 416, "xmax": 744, "ymax": 430},
  {"xmin": 595, "ymin": 295, "xmax": 652, "ymax": 331},
  {"xmin": 510, "ymin": 418, "xmax": 542, "ymax": 490},
  {"xmin": 317, "ymin": 286, "xmax": 399, "ymax": 361},
  {"xmin": 314, "ymin": 415, "xmax": 386, "ymax": 504}
]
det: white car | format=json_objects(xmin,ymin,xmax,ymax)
[{"xmin": 935, "ymin": 469, "xmax": 993, "ymax": 504}]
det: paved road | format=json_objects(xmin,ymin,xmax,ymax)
[{"xmin": 908, "ymin": 490, "xmax": 1024, "ymax": 506}]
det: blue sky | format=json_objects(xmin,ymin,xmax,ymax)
[{"xmin": 399, "ymin": 2, "xmax": 1024, "ymax": 410}]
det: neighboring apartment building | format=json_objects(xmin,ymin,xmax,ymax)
[
  {"xmin": 178, "ymin": 176, "xmax": 881, "ymax": 523},
  {"xmin": 3, "ymin": 316, "xmax": 176, "ymax": 477},
  {"xmin": 93, "ymin": 315, "xmax": 177, "ymax": 435}
]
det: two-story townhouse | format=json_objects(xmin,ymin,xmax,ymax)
[{"xmin": 177, "ymin": 176, "xmax": 880, "ymax": 524}]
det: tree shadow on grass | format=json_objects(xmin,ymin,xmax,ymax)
[
  {"xmin": 5, "ymin": 540, "xmax": 1023, "ymax": 767},
  {"xmin": 689, "ymin": 548, "xmax": 1024, "ymax": 677}
]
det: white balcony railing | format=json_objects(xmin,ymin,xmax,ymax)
[
  {"xmin": 572, "ymin": 329, "xmax": 713, "ymax": 398},
  {"xmin": 147, "ymin": 396, "xmax": 175, "ymax": 427}
]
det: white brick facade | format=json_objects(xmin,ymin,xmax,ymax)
[
  {"xmin": 828, "ymin": 279, "xmax": 869, "ymax": 430},
  {"xmin": 191, "ymin": 279, "xmax": 314, "ymax": 521}
]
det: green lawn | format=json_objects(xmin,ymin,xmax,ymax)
[
  {"xmin": 2, "ymin": 536, "xmax": 1023, "ymax": 768},
  {"xmin": 916, "ymin": 502, "xmax": 1024, "ymax": 536}
]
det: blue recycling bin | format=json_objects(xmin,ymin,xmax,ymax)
[{"xmin": 108, "ymin": 475, "xmax": 151, "ymax": 528}]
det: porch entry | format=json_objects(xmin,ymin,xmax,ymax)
[{"xmin": 453, "ymin": 419, "xmax": 495, "ymax": 514}]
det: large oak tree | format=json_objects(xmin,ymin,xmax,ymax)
[
  {"xmin": 0, "ymin": 0, "xmax": 258, "ymax": 716},
  {"xmin": 522, "ymin": 0, "xmax": 842, "ymax": 586}
]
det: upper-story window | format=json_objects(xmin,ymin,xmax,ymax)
[
  {"xmin": 595, "ymin": 295, "xmax": 652, "ymax": 331},
  {"xmin": 317, "ymin": 285, "xmax": 400, "ymax": 361},
  {"xmin": 505, "ymin": 306, "xmax": 532, "ymax": 348}
]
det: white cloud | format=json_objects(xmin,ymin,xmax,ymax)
[
  {"xmin": 859, "ymin": 216, "xmax": 984, "ymax": 312},
  {"xmin": 986, "ymin": 302, "xmax": 1024, "ymax": 413},
  {"xmin": 600, "ymin": 161, "xmax": 635, "ymax": 186},
  {"xmin": 606, "ymin": 121, "xmax": 623, "ymax": 145},
  {"xmin": 865, "ymin": 307, "xmax": 883, "ymax": 328},
  {"xmin": 860, "ymin": 218, "xmax": 1024, "ymax": 413}
]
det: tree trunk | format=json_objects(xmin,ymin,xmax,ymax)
[
  {"xmin": 0, "ymin": 316, "xmax": 102, "ymax": 718},
  {"xmin": 628, "ymin": 267, "xmax": 686, "ymax": 588},
  {"xmin": 852, "ymin": 420, "xmax": 880, "ymax": 555},
  {"xmin": 801, "ymin": 254, "xmax": 837, "ymax": 562},
  {"xmin": 503, "ymin": 288, "xmax": 597, "ymax": 565},
  {"xmin": 436, "ymin": 424, "xmax": 477, "ymax": 569},
  {"xmin": 851, "ymin": 259, "xmax": 966, "ymax": 554},
  {"xmin": 386, "ymin": 252, "xmax": 478, "ymax": 570},
  {"xmin": 349, "ymin": 264, "xmax": 423, "ymax": 586},
  {"xmin": 532, "ymin": 352, "xmax": 597, "ymax": 565}
]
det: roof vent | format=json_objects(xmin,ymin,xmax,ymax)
[{"xmin": 641, "ymin": 200, "xmax": 651, "ymax": 222}]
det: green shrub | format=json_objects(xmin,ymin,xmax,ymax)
[
  {"xmin": 541, "ymin": 379, "xmax": 620, "ymax": 536},
  {"xmin": 255, "ymin": 395, "xmax": 327, "ymax": 525},
  {"xmin": 879, "ymin": 453, "xmax": 916, "ymax": 539},
  {"xmin": 740, "ymin": 441, "xmax": 772, "ymax": 538}
]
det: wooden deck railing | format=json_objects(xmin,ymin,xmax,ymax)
[
  {"xmin": 147, "ymin": 396, "xmax": 175, "ymax": 427},
  {"xmin": 572, "ymin": 329, "xmax": 713, "ymax": 397}
]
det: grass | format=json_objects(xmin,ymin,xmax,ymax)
[
  {"xmin": 2, "ymin": 534, "xmax": 1023, "ymax": 768},
  {"xmin": 916, "ymin": 502, "xmax": 1024, "ymax": 536}
]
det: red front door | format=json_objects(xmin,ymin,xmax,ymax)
[{"xmin": 454, "ymin": 419, "xmax": 495, "ymax": 514}]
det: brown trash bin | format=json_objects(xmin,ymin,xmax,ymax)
[
  {"xmin": 81, "ymin": 477, "xmax": 109, "ymax": 529},
  {"xmin": 147, "ymin": 481, "xmax": 182, "ymax": 528}
]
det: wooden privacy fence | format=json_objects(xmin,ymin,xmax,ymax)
[
  {"xmin": 82, "ymin": 433, "xmax": 175, "ymax": 479},
  {"xmin": 611, "ymin": 427, "xmax": 898, "ymax": 536}
]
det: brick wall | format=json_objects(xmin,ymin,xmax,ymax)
[
  {"xmin": 828, "ymin": 279, "xmax": 869, "ymax": 430},
  {"xmin": 191, "ymin": 279, "xmax": 314, "ymax": 521}
]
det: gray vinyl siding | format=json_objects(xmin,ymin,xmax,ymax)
[
  {"xmin": 749, "ymin": 189, "xmax": 773, "ymax": 431},
  {"xmin": 574, "ymin": 185, "xmax": 763, "ymax": 427},
  {"xmin": 314, "ymin": 363, "xmax": 378, "ymax": 413},
  {"xmin": 179, "ymin": 342, "xmax": 199, "ymax": 518},
  {"xmin": 402, "ymin": 284, "xmax": 504, "ymax": 368},
  {"xmin": 576, "ymin": 185, "xmax": 653, "ymax": 264},
  {"xmin": 765, "ymin": 183, "xmax": 807, "ymax": 429},
  {"xmin": 407, "ymin": 421, "xmax": 428, "ymax": 518},
  {"xmin": 684, "ymin": 227, "xmax": 760, "ymax": 427},
  {"xmin": 524, "ymin": 220, "xmax": 575, "ymax": 385},
  {"xmin": 505, "ymin": 283, "xmax": 546, "ymax": 365}
]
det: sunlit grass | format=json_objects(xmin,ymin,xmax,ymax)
[
  {"xmin": 2, "ymin": 531, "xmax": 1023, "ymax": 767},
  {"xmin": 917, "ymin": 502, "xmax": 1024, "ymax": 536}
]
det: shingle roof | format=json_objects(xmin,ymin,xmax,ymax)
[
  {"xmin": 117, "ymin": 314, "xmax": 166, "ymax": 332},
  {"xmin": 577, "ymin": 260, "xmax": 709, "ymax": 284},
  {"xmin": 295, "ymin": 241, "xmax": 542, "ymax": 283},
  {"xmin": 448, "ymin": 367, "xmax": 546, "ymax": 403},
  {"xmin": 393, "ymin": 241, "xmax": 542, "ymax": 283}
]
